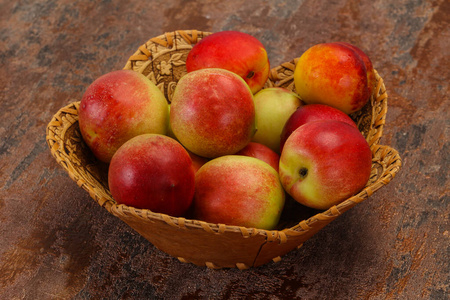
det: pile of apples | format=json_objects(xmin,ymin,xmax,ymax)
[{"xmin": 78, "ymin": 31, "xmax": 375, "ymax": 230}]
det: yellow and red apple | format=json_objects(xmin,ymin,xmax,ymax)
[
  {"xmin": 279, "ymin": 120, "xmax": 372, "ymax": 210},
  {"xmin": 251, "ymin": 87, "xmax": 303, "ymax": 153},
  {"xmin": 78, "ymin": 70, "xmax": 168, "ymax": 163},
  {"xmin": 108, "ymin": 134, "xmax": 195, "ymax": 217},
  {"xmin": 170, "ymin": 68, "xmax": 256, "ymax": 158},
  {"xmin": 194, "ymin": 155, "xmax": 285, "ymax": 230},
  {"xmin": 186, "ymin": 31, "xmax": 270, "ymax": 94},
  {"xmin": 294, "ymin": 42, "xmax": 375, "ymax": 114},
  {"xmin": 335, "ymin": 42, "xmax": 377, "ymax": 96}
]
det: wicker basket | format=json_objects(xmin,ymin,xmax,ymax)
[{"xmin": 46, "ymin": 30, "xmax": 402, "ymax": 269}]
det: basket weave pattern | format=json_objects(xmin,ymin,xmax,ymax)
[{"xmin": 46, "ymin": 30, "xmax": 401, "ymax": 269}]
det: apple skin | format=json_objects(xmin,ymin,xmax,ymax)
[
  {"xmin": 79, "ymin": 70, "xmax": 169, "ymax": 163},
  {"xmin": 194, "ymin": 155, "xmax": 285, "ymax": 230},
  {"xmin": 235, "ymin": 142, "xmax": 280, "ymax": 172},
  {"xmin": 251, "ymin": 87, "xmax": 303, "ymax": 153},
  {"xmin": 335, "ymin": 42, "xmax": 376, "ymax": 96},
  {"xmin": 279, "ymin": 104, "xmax": 358, "ymax": 152},
  {"xmin": 186, "ymin": 150, "xmax": 209, "ymax": 173},
  {"xmin": 170, "ymin": 68, "xmax": 256, "ymax": 158},
  {"xmin": 279, "ymin": 120, "xmax": 372, "ymax": 210},
  {"xmin": 294, "ymin": 42, "xmax": 372, "ymax": 114},
  {"xmin": 186, "ymin": 31, "xmax": 270, "ymax": 94},
  {"xmin": 108, "ymin": 134, "xmax": 195, "ymax": 217}
]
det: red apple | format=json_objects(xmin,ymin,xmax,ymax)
[
  {"xmin": 251, "ymin": 87, "xmax": 303, "ymax": 153},
  {"xmin": 186, "ymin": 31, "xmax": 270, "ymax": 94},
  {"xmin": 294, "ymin": 42, "xmax": 373, "ymax": 114},
  {"xmin": 170, "ymin": 68, "xmax": 256, "ymax": 158},
  {"xmin": 187, "ymin": 150, "xmax": 209, "ymax": 173},
  {"xmin": 108, "ymin": 134, "xmax": 195, "ymax": 216},
  {"xmin": 79, "ymin": 70, "xmax": 169, "ymax": 163},
  {"xmin": 280, "ymin": 104, "xmax": 358, "ymax": 152},
  {"xmin": 235, "ymin": 142, "xmax": 280, "ymax": 172},
  {"xmin": 335, "ymin": 42, "xmax": 376, "ymax": 96},
  {"xmin": 279, "ymin": 120, "xmax": 372, "ymax": 210},
  {"xmin": 194, "ymin": 155, "xmax": 285, "ymax": 230}
]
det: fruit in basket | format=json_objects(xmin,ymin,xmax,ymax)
[
  {"xmin": 235, "ymin": 142, "xmax": 280, "ymax": 172},
  {"xmin": 251, "ymin": 87, "xmax": 303, "ymax": 153},
  {"xmin": 187, "ymin": 150, "xmax": 209, "ymax": 173},
  {"xmin": 170, "ymin": 68, "xmax": 256, "ymax": 158},
  {"xmin": 279, "ymin": 120, "xmax": 372, "ymax": 210},
  {"xmin": 280, "ymin": 104, "xmax": 358, "ymax": 152},
  {"xmin": 186, "ymin": 30, "xmax": 270, "ymax": 94},
  {"xmin": 335, "ymin": 42, "xmax": 376, "ymax": 96},
  {"xmin": 78, "ymin": 70, "xmax": 169, "ymax": 163},
  {"xmin": 294, "ymin": 42, "xmax": 375, "ymax": 114},
  {"xmin": 108, "ymin": 134, "xmax": 195, "ymax": 216},
  {"xmin": 194, "ymin": 155, "xmax": 285, "ymax": 230}
]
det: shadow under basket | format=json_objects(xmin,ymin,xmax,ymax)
[{"xmin": 46, "ymin": 30, "xmax": 402, "ymax": 269}]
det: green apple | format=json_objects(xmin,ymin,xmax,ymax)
[{"xmin": 252, "ymin": 87, "xmax": 302, "ymax": 153}]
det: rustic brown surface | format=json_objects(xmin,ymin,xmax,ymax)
[{"xmin": 0, "ymin": 0, "xmax": 448, "ymax": 299}]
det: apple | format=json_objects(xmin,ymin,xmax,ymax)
[
  {"xmin": 294, "ymin": 42, "xmax": 373, "ymax": 114},
  {"xmin": 78, "ymin": 70, "xmax": 169, "ymax": 163},
  {"xmin": 166, "ymin": 104, "xmax": 177, "ymax": 140},
  {"xmin": 279, "ymin": 120, "xmax": 372, "ymax": 210},
  {"xmin": 279, "ymin": 104, "xmax": 358, "ymax": 152},
  {"xmin": 187, "ymin": 150, "xmax": 209, "ymax": 173},
  {"xmin": 108, "ymin": 134, "xmax": 195, "ymax": 216},
  {"xmin": 235, "ymin": 142, "xmax": 280, "ymax": 172},
  {"xmin": 335, "ymin": 42, "xmax": 376, "ymax": 96},
  {"xmin": 170, "ymin": 68, "xmax": 256, "ymax": 158},
  {"xmin": 194, "ymin": 155, "xmax": 285, "ymax": 230},
  {"xmin": 251, "ymin": 87, "xmax": 303, "ymax": 153},
  {"xmin": 186, "ymin": 31, "xmax": 270, "ymax": 94}
]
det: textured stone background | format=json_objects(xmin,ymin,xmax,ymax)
[{"xmin": 0, "ymin": 0, "xmax": 448, "ymax": 299}]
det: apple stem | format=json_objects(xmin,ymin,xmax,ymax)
[{"xmin": 246, "ymin": 71, "xmax": 255, "ymax": 79}]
